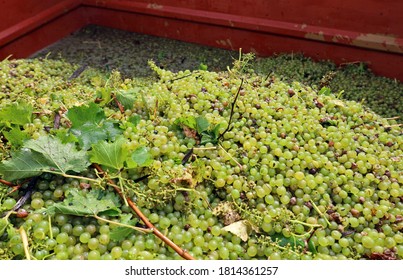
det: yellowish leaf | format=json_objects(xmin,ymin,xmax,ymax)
[
  {"xmin": 332, "ymin": 100, "xmax": 345, "ymax": 107},
  {"xmin": 222, "ymin": 220, "xmax": 252, "ymax": 242}
]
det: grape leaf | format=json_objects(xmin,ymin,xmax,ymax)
[
  {"xmin": 54, "ymin": 128, "xmax": 78, "ymax": 144},
  {"xmin": 89, "ymin": 137, "xmax": 128, "ymax": 170},
  {"xmin": 96, "ymin": 87, "xmax": 113, "ymax": 106},
  {"xmin": 116, "ymin": 88, "xmax": 141, "ymax": 109},
  {"xmin": 271, "ymin": 233, "xmax": 306, "ymax": 249},
  {"xmin": 0, "ymin": 102, "xmax": 32, "ymax": 127},
  {"xmin": 47, "ymin": 188, "xmax": 121, "ymax": 217},
  {"xmin": 67, "ymin": 102, "xmax": 122, "ymax": 150},
  {"xmin": 176, "ymin": 116, "xmax": 222, "ymax": 144},
  {"xmin": 120, "ymin": 114, "xmax": 141, "ymax": 132},
  {"xmin": 2, "ymin": 125, "xmax": 29, "ymax": 148},
  {"xmin": 0, "ymin": 136, "xmax": 90, "ymax": 181},
  {"xmin": 24, "ymin": 136, "xmax": 90, "ymax": 174},
  {"xmin": 0, "ymin": 149, "xmax": 48, "ymax": 181},
  {"xmin": 128, "ymin": 115, "xmax": 141, "ymax": 127},
  {"xmin": 70, "ymin": 123, "xmax": 109, "ymax": 150},
  {"xmin": 177, "ymin": 116, "xmax": 209, "ymax": 133},
  {"xmin": 67, "ymin": 102, "xmax": 105, "ymax": 127},
  {"xmin": 102, "ymin": 121, "xmax": 122, "ymax": 140},
  {"xmin": 109, "ymin": 213, "xmax": 138, "ymax": 242},
  {"xmin": 200, "ymin": 123, "xmax": 223, "ymax": 144},
  {"xmin": 175, "ymin": 116, "xmax": 197, "ymax": 130},
  {"xmin": 318, "ymin": 87, "xmax": 331, "ymax": 96},
  {"xmin": 126, "ymin": 146, "xmax": 153, "ymax": 169},
  {"xmin": 308, "ymin": 239, "xmax": 317, "ymax": 253},
  {"xmin": 195, "ymin": 116, "xmax": 210, "ymax": 133}
]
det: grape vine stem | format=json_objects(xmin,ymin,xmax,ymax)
[
  {"xmin": 0, "ymin": 178, "xmax": 14, "ymax": 187},
  {"xmin": 93, "ymin": 214, "xmax": 152, "ymax": 234},
  {"xmin": 92, "ymin": 163, "xmax": 195, "ymax": 260},
  {"xmin": 19, "ymin": 226, "xmax": 31, "ymax": 260}
]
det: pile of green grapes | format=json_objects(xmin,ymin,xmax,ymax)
[
  {"xmin": 0, "ymin": 55, "xmax": 402, "ymax": 260},
  {"xmin": 33, "ymin": 25, "xmax": 403, "ymax": 121},
  {"xmin": 252, "ymin": 54, "xmax": 403, "ymax": 120}
]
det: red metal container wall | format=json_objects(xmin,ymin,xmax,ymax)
[
  {"xmin": 0, "ymin": 0, "xmax": 85, "ymax": 58},
  {"xmin": 91, "ymin": 0, "xmax": 401, "ymax": 35},
  {"xmin": 82, "ymin": 0, "xmax": 402, "ymax": 53},
  {"xmin": 0, "ymin": 0, "xmax": 65, "ymax": 30},
  {"xmin": 81, "ymin": 0, "xmax": 403, "ymax": 80}
]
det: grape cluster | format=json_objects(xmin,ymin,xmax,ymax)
[{"xmin": 0, "ymin": 55, "xmax": 402, "ymax": 260}]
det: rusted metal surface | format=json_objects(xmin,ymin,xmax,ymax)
[{"xmin": 0, "ymin": 0, "xmax": 402, "ymax": 80}]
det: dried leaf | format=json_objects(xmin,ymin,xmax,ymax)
[
  {"xmin": 332, "ymin": 100, "xmax": 345, "ymax": 107},
  {"xmin": 183, "ymin": 126, "xmax": 198, "ymax": 139},
  {"xmin": 170, "ymin": 170, "xmax": 195, "ymax": 188},
  {"xmin": 222, "ymin": 220, "xmax": 254, "ymax": 242}
]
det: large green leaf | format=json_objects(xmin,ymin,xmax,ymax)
[
  {"xmin": 47, "ymin": 188, "xmax": 121, "ymax": 217},
  {"xmin": 70, "ymin": 123, "xmax": 109, "ymax": 150},
  {"xmin": 0, "ymin": 136, "xmax": 90, "ymax": 181},
  {"xmin": 66, "ymin": 102, "xmax": 105, "ymax": 127},
  {"xmin": 24, "ymin": 136, "xmax": 90, "ymax": 174},
  {"xmin": 0, "ymin": 149, "xmax": 48, "ymax": 181},
  {"xmin": 66, "ymin": 102, "xmax": 122, "ymax": 150},
  {"xmin": 89, "ymin": 137, "xmax": 128, "ymax": 170},
  {"xmin": 0, "ymin": 102, "xmax": 33, "ymax": 127}
]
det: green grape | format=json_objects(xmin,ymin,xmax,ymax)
[
  {"xmin": 88, "ymin": 250, "xmax": 101, "ymax": 260},
  {"xmin": 56, "ymin": 232, "xmax": 69, "ymax": 244},
  {"xmin": 72, "ymin": 225, "xmax": 85, "ymax": 237},
  {"xmin": 88, "ymin": 238, "xmax": 100, "ymax": 250},
  {"xmin": 159, "ymin": 217, "xmax": 171, "ymax": 229},
  {"xmin": 208, "ymin": 240, "xmax": 218, "ymax": 251},
  {"xmin": 121, "ymin": 240, "xmax": 133, "ymax": 251},
  {"xmin": 79, "ymin": 232, "xmax": 91, "ymax": 244},
  {"xmin": 361, "ymin": 236, "xmax": 375, "ymax": 249},
  {"xmin": 33, "ymin": 228, "xmax": 47, "ymax": 240},
  {"xmin": 2, "ymin": 198, "xmax": 16, "ymax": 210},
  {"xmin": 134, "ymin": 240, "xmax": 145, "ymax": 251},
  {"xmin": 56, "ymin": 251, "xmax": 69, "ymax": 260},
  {"xmin": 111, "ymin": 247, "xmax": 123, "ymax": 259},
  {"xmin": 98, "ymin": 233, "xmax": 110, "ymax": 245}
]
